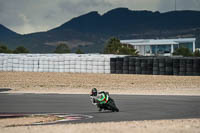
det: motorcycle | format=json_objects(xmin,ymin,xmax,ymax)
[{"xmin": 90, "ymin": 92, "xmax": 119, "ymax": 112}]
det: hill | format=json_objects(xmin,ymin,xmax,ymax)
[{"xmin": 1, "ymin": 8, "xmax": 200, "ymax": 53}]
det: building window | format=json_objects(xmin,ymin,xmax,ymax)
[
  {"xmin": 145, "ymin": 45, "xmax": 151, "ymax": 54},
  {"xmin": 174, "ymin": 44, "xmax": 179, "ymax": 51},
  {"xmin": 151, "ymin": 45, "xmax": 171, "ymax": 54},
  {"xmin": 151, "ymin": 46, "xmax": 156, "ymax": 54}
]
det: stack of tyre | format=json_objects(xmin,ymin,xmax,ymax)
[
  {"xmin": 179, "ymin": 58, "xmax": 186, "ymax": 76},
  {"xmin": 153, "ymin": 58, "xmax": 159, "ymax": 75},
  {"xmin": 123, "ymin": 57, "xmax": 129, "ymax": 74},
  {"xmin": 129, "ymin": 57, "xmax": 136, "ymax": 74},
  {"xmin": 186, "ymin": 58, "xmax": 193, "ymax": 76},
  {"xmin": 0, "ymin": 54, "xmax": 116, "ymax": 74},
  {"xmin": 116, "ymin": 57, "xmax": 123, "ymax": 74},
  {"xmin": 135, "ymin": 57, "xmax": 142, "ymax": 74},
  {"xmin": 172, "ymin": 57, "xmax": 180, "ymax": 75},
  {"xmin": 110, "ymin": 56, "xmax": 200, "ymax": 76},
  {"xmin": 193, "ymin": 58, "xmax": 200, "ymax": 76},
  {"xmin": 141, "ymin": 58, "xmax": 148, "ymax": 74},
  {"xmin": 165, "ymin": 58, "xmax": 173, "ymax": 75},
  {"xmin": 0, "ymin": 56, "xmax": 3, "ymax": 71},
  {"xmin": 0, "ymin": 55, "xmax": 7, "ymax": 71},
  {"xmin": 110, "ymin": 58, "xmax": 116, "ymax": 74},
  {"xmin": 147, "ymin": 57, "xmax": 153, "ymax": 75},
  {"xmin": 110, "ymin": 56, "xmax": 127, "ymax": 74},
  {"xmin": 91, "ymin": 56, "xmax": 104, "ymax": 74},
  {"xmin": 159, "ymin": 57, "xmax": 166, "ymax": 75}
]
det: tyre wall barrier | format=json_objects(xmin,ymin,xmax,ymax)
[
  {"xmin": 1, "ymin": 54, "xmax": 199, "ymax": 76},
  {"xmin": 123, "ymin": 56, "xmax": 129, "ymax": 74},
  {"xmin": 0, "ymin": 54, "xmax": 125, "ymax": 74},
  {"xmin": 153, "ymin": 58, "xmax": 159, "ymax": 75},
  {"xmin": 116, "ymin": 57, "xmax": 123, "ymax": 74},
  {"xmin": 166, "ymin": 58, "xmax": 173, "ymax": 75},
  {"xmin": 173, "ymin": 58, "xmax": 179, "ymax": 75},
  {"xmin": 193, "ymin": 58, "xmax": 200, "ymax": 76},
  {"xmin": 147, "ymin": 58, "xmax": 153, "ymax": 75},
  {"xmin": 129, "ymin": 57, "xmax": 136, "ymax": 74},
  {"xmin": 110, "ymin": 56, "xmax": 200, "ymax": 76}
]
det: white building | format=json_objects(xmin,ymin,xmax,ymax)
[{"xmin": 121, "ymin": 38, "xmax": 196, "ymax": 56}]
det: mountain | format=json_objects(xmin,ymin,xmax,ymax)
[
  {"xmin": 0, "ymin": 24, "xmax": 21, "ymax": 40},
  {"xmin": 1, "ymin": 8, "xmax": 200, "ymax": 53},
  {"xmin": 59, "ymin": 8, "xmax": 200, "ymax": 34}
]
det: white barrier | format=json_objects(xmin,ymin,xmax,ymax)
[{"xmin": 0, "ymin": 54, "xmax": 125, "ymax": 74}]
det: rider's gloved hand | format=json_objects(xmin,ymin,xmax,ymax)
[{"xmin": 93, "ymin": 98, "xmax": 99, "ymax": 103}]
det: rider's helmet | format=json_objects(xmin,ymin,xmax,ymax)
[{"xmin": 90, "ymin": 88, "xmax": 97, "ymax": 96}]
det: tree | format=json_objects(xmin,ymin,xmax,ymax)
[
  {"xmin": 104, "ymin": 37, "xmax": 121, "ymax": 54},
  {"xmin": 54, "ymin": 43, "xmax": 70, "ymax": 53},
  {"xmin": 193, "ymin": 49, "xmax": 200, "ymax": 57},
  {"xmin": 118, "ymin": 45, "xmax": 139, "ymax": 55},
  {"xmin": 104, "ymin": 37, "xmax": 138, "ymax": 55},
  {"xmin": 76, "ymin": 48, "xmax": 84, "ymax": 54},
  {"xmin": 13, "ymin": 46, "xmax": 29, "ymax": 53},
  {"xmin": 173, "ymin": 46, "xmax": 193, "ymax": 57},
  {"xmin": 0, "ymin": 45, "xmax": 12, "ymax": 53}
]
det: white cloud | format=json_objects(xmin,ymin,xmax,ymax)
[
  {"xmin": 158, "ymin": 0, "xmax": 200, "ymax": 12},
  {"xmin": 18, "ymin": 14, "xmax": 29, "ymax": 24},
  {"xmin": 105, "ymin": 0, "xmax": 160, "ymax": 11},
  {"xmin": 15, "ymin": 24, "xmax": 50, "ymax": 34}
]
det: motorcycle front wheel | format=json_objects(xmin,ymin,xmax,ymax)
[{"xmin": 108, "ymin": 98, "xmax": 119, "ymax": 112}]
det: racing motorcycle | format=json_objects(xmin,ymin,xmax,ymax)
[{"xmin": 90, "ymin": 92, "xmax": 119, "ymax": 112}]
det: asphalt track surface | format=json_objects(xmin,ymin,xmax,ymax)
[{"xmin": 0, "ymin": 93, "xmax": 200, "ymax": 123}]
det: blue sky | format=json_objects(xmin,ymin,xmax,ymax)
[{"xmin": 0, "ymin": 0, "xmax": 200, "ymax": 34}]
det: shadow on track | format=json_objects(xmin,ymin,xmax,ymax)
[{"xmin": 0, "ymin": 88, "xmax": 12, "ymax": 92}]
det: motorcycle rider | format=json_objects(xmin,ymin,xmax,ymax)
[{"xmin": 90, "ymin": 88, "xmax": 109, "ymax": 111}]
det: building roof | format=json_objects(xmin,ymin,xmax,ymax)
[{"xmin": 121, "ymin": 38, "xmax": 196, "ymax": 46}]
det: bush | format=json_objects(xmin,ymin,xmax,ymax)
[
  {"xmin": 54, "ymin": 43, "xmax": 70, "ymax": 53},
  {"xmin": 104, "ymin": 37, "xmax": 138, "ymax": 55},
  {"xmin": 173, "ymin": 46, "xmax": 193, "ymax": 57},
  {"xmin": 13, "ymin": 46, "xmax": 29, "ymax": 53},
  {"xmin": 193, "ymin": 49, "xmax": 200, "ymax": 57},
  {"xmin": 76, "ymin": 48, "xmax": 84, "ymax": 54},
  {"xmin": 0, "ymin": 45, "xmax": 12, "ymax": 53}
]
